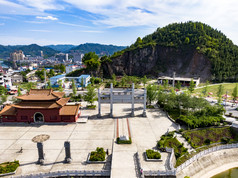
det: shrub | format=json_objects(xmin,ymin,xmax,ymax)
[
  {"xmin": 146, "ymin": 105, "xmax": 155, "ymax": 109},
  {"xmin": 94, "ymin": 78, "xmax": 102, "ymax": 84},
  {"xmin": 221, "ymin": 137, "xmax": 230, "ymax": 144},
  {"xmin": 179, "ymin": 129, "xmax": 184, "ymax": 133},
  {"xmin": 117, "ymin": 137, "xmax": 132, "ymax": 144},
  {"xmin": 89, "ymin": 147, "xmax": 106, "ymax": 161},
  {"xmin": 87, "ymin": 105, "xmax": 96, "ymax": 109},
  {"xmin": 0, "ymin": 160, "xmax": 19, "ymax": 174},
  {"xmin": 204, "ymin": 138, "xmax": 211, "ymax": 145},
  {"xmin": 146, "ymin": 149, "xmax": 161, "ymax": 159},
  {"xmin": 157, "ymin": 132, "xmax": 188, "ymax": 159}
]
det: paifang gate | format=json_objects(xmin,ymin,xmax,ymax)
[{"xmin": 98, "ymin": 83, "xmax": 146, "ymax": 117}]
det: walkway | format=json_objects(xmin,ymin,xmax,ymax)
[
  {"xmin": 176, "ymin": 133, "xmax": 194, "ymax": 152},
  {"xmin": 111, "ymin": 143, "xmax": 139, "ymax": 178}
]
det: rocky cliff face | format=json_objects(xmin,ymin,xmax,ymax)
[{"xmin": 106, "ymin": 45, "xmax": 211, "ymax": 82}]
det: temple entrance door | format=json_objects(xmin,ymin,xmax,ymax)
[{"xmin": 34, "ymin": 112, "xmax": 44, "ymax": 123}]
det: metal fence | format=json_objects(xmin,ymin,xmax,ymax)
[{"xmin": 12, "ymin": 170, "xmax": 110, "ymax": 178}]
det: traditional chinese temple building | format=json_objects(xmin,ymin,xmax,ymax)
[{"xmin": 0, "ymin": 89, "xmax": 80, "ymax": 123}]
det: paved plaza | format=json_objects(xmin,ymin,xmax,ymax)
[{"xmin": 0, "ymin": 102, "xmax": 177, "ymax": 177}]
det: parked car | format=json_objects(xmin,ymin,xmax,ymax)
[{"xmin": 7, "ymin": 90, "xmax": 17, "ymax": 95}]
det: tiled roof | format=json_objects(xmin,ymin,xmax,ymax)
[
  {"xmin": 56, "ymin": 97, "xmax": 70, "ymax": 106},
  {"xmin": 52, "ymin": 91, "xmax": 65, "ymax": 98},
  {"xmin": 29, "ymin": 89, "xmax": 52, "ymax": 95},
  {"xmin": 16, "ymin": 89, "xmax": 65, "ymax": 101},
  {"xmin": 60, "ymin": 104, "xmax": 81, "ymax": 116},
  {"xmin": 0, "ymin": 105, "xmax": 16, "ymax": 116},
  {"xmin": 12, "ymin": 101, "xmax": 62, "ymax": 109}
]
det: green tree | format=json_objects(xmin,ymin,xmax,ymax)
[
  {"xmin": 46, "ymin": 80, "xmax": 52, "ymax": 89},
  {"xmin": 184, "ymin": 37, "xmax": 190, "ymax": 44},
  {"xmin": 121, "ymin": 76, "xmax": 126, "ymax": 87},
  {"xmin": 188, "ymin": 79, "xmax": 196, "ymax": 93},
  {"xmin": 48, "ymin": 69, "xmax": 55, "ymax": 78},
  {"xmin": 80, "ymin": 78, "xmax": 84, "ymax": 90},
  {"xmin": 146, "ymin": 84, "xmax": 158, "ymax": 105},
  {"xmin": 217, "ymin": 84, "xmax": 224, "ymax": 104},
  {"xmin": 202, "ymin": 80, "xmax": 209, "ymax": 97},
  {"xmin": 90, "ymin": 77, "xmax": 95, "ymax": 86},
  {"xmin": 163, "ymin": 80, "xmax": 169, "ymax": 90},
  {"xmin": 58, "ymin": 80, "xmax": 64, "ymax": 92},
  {"xmin": 217, "ymin": 84, "xmax": 224, "ymax": 98},
  {"xmin": 83, "ymin": 85, "xmax": 97, "ymax": 106},
  {"xmin": 26, "ymin": 82, "xmax": 35, "ymax": 92},
  {"xmin": 0, "ymin": 86, "xmax": 7, "ymax": 95},
  {"xmin": 142, "ymin": 75, "xmax": 147, "ymax": 87},
  {"xmin": 17, "ymin": 86, "xmax": 22, "ymax": 96},
  {"xmin": 232, "ymin": 84, "xmax": 238, "ymax": 102},
  {"xmin": 175, "ymin": 82, "xmax": 181, "ymax": 90},
  {"xmin": 112, "ymin": 74, "xmax": 117, "ymax": 86},
  {"xmin": 59, "ymin": 64, "xmax": 66, "ymax": 73},
  {"xmin": 0, "ymin": 94, "xmax": 8, "ymax": 104},
  {"xmin": 82, "ymin": 52, "xmax": 100, "ymax": 71},
  {"xmin": 71, "ymin": 79, "xmax": 77, "ymax": 96},
  {"xmin": 135, "ymin": 37, "xmax": 143, "ymax": 46}
]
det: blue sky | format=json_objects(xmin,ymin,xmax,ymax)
[{"xmin": 0, "ymin": 0, "xmax": 238, "ymax": 46}]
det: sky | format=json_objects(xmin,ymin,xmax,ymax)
[{"xmin": 0, "ymin": 0, "xmax": 238, "ymax": 46}]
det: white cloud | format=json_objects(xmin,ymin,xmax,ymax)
[
  {"xmin": 36, "ymin": 16, "xmax": 58, "ymax": 21},
  {"xmin": 24, "ymin": 21, "xmax": 46, "ymax": 24},
  {"xmin": 28, "ymin": 29, "xmax": 52, "ymax": 32},
  {"xmin": 62, "ymin": 0, "xmax": 238, "ymax": 44},
  {"xmin": 0, "ymin": 0, "xmax": 45, "ymax": 15},
  {"xmin": 58, "ymin": 22, "xmax": 88, "ymax": 27},
  {"xmin": 63, "ymin": 0, "xmax": 238, "ymax": 28},
  {"xmin": 72, "ymin": 30, "xmax": 103, "ymax": 33},
  {"xmin": 17, "ymin": 0, "xmax": 64, "ymax": 11}
]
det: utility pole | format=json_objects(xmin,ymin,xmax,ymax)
[
  {"xmin": 225, "ymin": 91, "xmax": 228, "ymax": 110},
  {"xmin": 172, "ymin": 72, "xmax": 176, "ymax": 88},
  {"xmin": 44, "ymin": 70, "xmax": 46, "ymax": 87}
]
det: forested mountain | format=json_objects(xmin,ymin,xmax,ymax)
[
  {"xmin": 108, "ymin": 21, "xmax": 238, "ymax": 82},
  {"xmin": 46, "ymin": 44, "xmax": 76, "ymax": 52},
  {"xmin": 0, "ymin": 44, "xmax": 58, "ymax": 58},
  {"xmin": 70, "ymin": 43, "xmax": 126, "ymax": 56}
]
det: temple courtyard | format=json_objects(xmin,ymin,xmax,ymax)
[{"xmin": 0, "ymin": 103, "xmax": 177, "ymax": 177}]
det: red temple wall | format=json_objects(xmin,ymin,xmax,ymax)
[{"xmin": 1, "ymin": 108, "xmax": 80, "ymax": 123}]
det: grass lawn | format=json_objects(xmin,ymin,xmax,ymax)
[
  {"xmin": 194, "ymin": 83, "xmax": 238, "ymax": 99},
  {"xmin": 157, "ymin": 132, "xmax": 188, "ymax": 159},
  {"xmin": 182, "ymin": 127, "xmax": 238, "ymax": 148}
]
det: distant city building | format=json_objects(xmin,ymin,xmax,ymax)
[
  {"xmin": 65, "ymin": 53, "xmax": 69, "ymax": 61},
  {"xmin": 11, "ymin": 73, "xmax": 23, "ymax": 83},
  {"xmin": 66, "ymin": 65, "xmax": 83, "ymax": 74},
  {"xmin": 10, "ymin": 50, "xmax": 25, "ymax": 61},
  {"xmin": 0, "ymin": 65, "xmax": 3, "ymax": 74},
  {"xmin": 55, "ymin": 53, "xmax": 68, "ymax": 62},
  {"xmin": 70, "ymin": 50, "xmax": 84, "ymax": 63},
  {"xmin": 0, "ymin": 73, "xmax": 12, "ymax": 90},
  {"xmin": 40, "ymin": 51, "xmax": 44, "ymax": 57}
]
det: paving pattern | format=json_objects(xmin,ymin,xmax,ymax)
[{"xmin": 0, "ymin": 102, "xmax": 178, "ymax": 177}]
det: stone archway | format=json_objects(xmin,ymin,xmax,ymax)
[{"xmin": 34, "ymin": 112, "xmax": 44, "ymax": 123}]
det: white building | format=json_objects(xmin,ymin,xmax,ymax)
[
  {"xmin": 66, "ymin": 65, "xmax": 82, "ymax": 74},
  {"xmin": 50, "ymin": 74, "xmax": 91, "ymax": 88},
  {"xmin": 0, "ymin": 73, "xmax": 12, "ymax": 90},
  {"xmin": 158, "ymin": 76, "xmax": 200, "ymax": 87}
]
